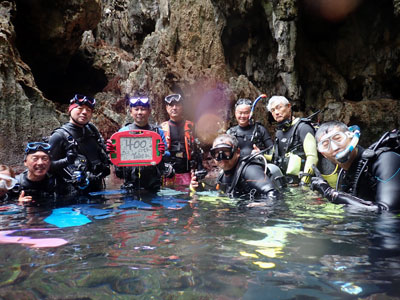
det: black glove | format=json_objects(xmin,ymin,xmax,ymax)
[
  {"xmin": 66, "ymin": 150, "xmax": 77, "ymax": 164},
  {"xmin": 310, "ymin": 176, "xmax": 334, "ymax": 200}
]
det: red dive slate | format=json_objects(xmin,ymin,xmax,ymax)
[{"xmin": 109, "ymin": 130, "xmax": 163, "ymax": 167}]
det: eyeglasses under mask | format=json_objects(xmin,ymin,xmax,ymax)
[{"xmin": 317, "ymin": 131, "xmax": 351, "ymax": 152}]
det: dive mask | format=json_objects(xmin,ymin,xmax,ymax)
[
  {"xmin": 0, "ymin": 174, "xmax": 18, "ymax": 190},
  {"xmin": 210, "ymin": 144, "xmax": 236, "ymax": 161}
]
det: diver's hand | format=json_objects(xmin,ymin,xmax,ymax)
[
  {"xmin": 310, "ymin": 176, "xmax": 333, "ymax": 200},
  {"xmin": 158, "ymin": 141, "xmax": 166, "ymax": 155},
  {"xmin": 251, "ymin": 144, "xmax": 260, "ymax": 155},
  {"xmin": 106, "ymin": 139, "xmax": 116, "ymax": 154},
  {"xmin": 18, "ymin": 190, "xmax": 33, "ymax": 206},
  {"xmin": 189, "ymin": 170, "xmax": 199, "ymax": 191}
]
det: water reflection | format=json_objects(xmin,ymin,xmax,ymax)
[{"xmin": 0, "ymin": 186, "xmax": 399, "ymax": 298}]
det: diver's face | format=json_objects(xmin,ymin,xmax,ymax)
[
  {"xmin": 211, "ymin": 140, "xmax": 240, "ymax": 172},
  {"xmin": 24, "ymin": 151, "xmax": 51, "ymax": 181},
  {"xmin": 131, "ymin": 106, "xmax": 151, "ymax": 127},
  {"xmin": 235, "ymin": 105, "xmax": 251, "ymax": 127},
  {"xmin": 317, "ymin": 126, "xmax": 351, "ymax": 163},
  {"xmin": 70, "ymin": 105, "xmax": 93, "ymax": 126},
  {"xmin": 166, "ymin": 102, "xmax": 184, "ymax": 121},
  {"xmin": 270, "ymin": 102, "xmax": 291, "ymax": 123}
]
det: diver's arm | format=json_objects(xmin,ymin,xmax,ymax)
[
  {"xmin": 372, "ymin": 152, "xmax": 400, "ymax": 210},
  {"xmin": 311, "ymin": 176, "xmax": 385, "ymax": 211},
  {"xmin": 48, "ymin": 131, "xmax": 72, "ymax": 171},
  {"xmin": 301, "ymin": 130, "xmax": 318, "ymax": 184},
  {"xmin": 157, "ymin": 128, "xmax": 171, "ymax": 158},
  {"xmin": 242, "ymin": 164, "xmax": 278, "ymax": 198},
  {"xmin": 259, "ymin": 125, "xmax": 273, "ymax": 149}
]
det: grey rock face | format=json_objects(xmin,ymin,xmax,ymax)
[{"xmin": 1, "ymin": 0, "xmax": 399, "ymax": 165}]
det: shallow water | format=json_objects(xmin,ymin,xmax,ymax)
[{"xmin": 0, "ymin": 183, "xmax": 399, "ymax": 299}]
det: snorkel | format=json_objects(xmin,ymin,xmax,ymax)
[
  {"xmin": 248, "ymin": 94, "xmax": 267, "ymax": 143},
  {"xmin": 248, "ymin": 94, "xmax": 267, "ymax": 121},
  {"xmin": 335, "ymin": 125, "xmax": 360, "ymax": 163}
]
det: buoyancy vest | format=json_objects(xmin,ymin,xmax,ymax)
[
  {"xmin": 273, "ymin": 117, "xmax": 337, "ymax": 184},
  {"xmin": 52, "ymin": 122, "xmax": 110, "ymax": 175},
  {"xmin": 115, "ymin": 123, "xmax": 168, "ymax": 191},
  {"xmin": 217, "ymin": 151, "xmax": 283, "ymax": 198},
  {"xmin": 227, "ymin": 122, "xmax": 273, "ymax": 157},
  {"xmin": 161, "ymin": 120, "xmax": 194, "ymax": 160},
  {"xmin": 348, "ymin": 129, "xmax": 400, "ymax": 198},
  {"xmin": 16, "ymin": 171, "xmax": 56, "ymax": 199}
]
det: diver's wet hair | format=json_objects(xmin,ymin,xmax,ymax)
[
  {"xmin": 315, "ymin": 121, "xmax": 349, "ymax": 142},
  {"xmin": 213, "ymin": 134, "xmax": 239, "ymax": 149}
]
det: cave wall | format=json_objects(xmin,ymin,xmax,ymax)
[{"xmin": 1, "ymin": 0, "xmax": 400, "ymax": 165}]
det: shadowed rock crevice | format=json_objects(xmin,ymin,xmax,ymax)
[
  {"xmin": 297, "ymin": 0, "xmax": 400, "ymax": 104},
  {"xmin": 13, "ymin": 0, "xmax": 105, "ymax": 103},
  {"xmin": 221, "ymin": 2, "xmax": 278, "ymax": 92}
]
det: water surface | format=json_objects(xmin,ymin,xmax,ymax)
[{"xmin": 0, "ymin": 184, "xmax": 399, "ymax": 299}]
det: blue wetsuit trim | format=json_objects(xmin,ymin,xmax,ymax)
[{"xmin": 374, "ymin": 153, "xmax": 400, "ymax": 183}]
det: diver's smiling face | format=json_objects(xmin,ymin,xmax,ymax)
[
  {"xmin": 235, "ymin": 105, "xmax": 251, "ymax": 127},
  {"xmin": 24, "ymin": 151, "xmax": 50, "ymax": 181}
]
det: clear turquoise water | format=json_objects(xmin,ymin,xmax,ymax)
[{"xmin": 0, "ymin": 183, "xmax": 399, "ymax": 299}]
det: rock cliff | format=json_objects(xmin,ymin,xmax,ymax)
[{"xmin": 1, "ymin": 0, "xmax": 399, "ymax": 165}]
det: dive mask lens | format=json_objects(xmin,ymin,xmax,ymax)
[
  {"xmin": 25, "ymin": 142, "xmax": 51, "ymax": 154},
  {"xmin": 210, "ymin": 144, "xmax": 235, "ymax": 161},
  {"xmin": 129, "ymin": 97, "xmax": 150, "ymax": 107},
  {"xmin": 71, "ymin": 94, "xmax": 96, "ymax": 109},
  {"xmin": 317, "ymin": 131, "xmax": 348, "ymax": 152},
  {"xmin": 235, "ymin": 98, "xmax": 252, "ymax": 107},
  {"xmin": 0, "ymin": 174, "xmax": 17, "ymax": 190},
  {"xmin": 165, "ymin": 94, "xmax": 182, "ymax": 104}
]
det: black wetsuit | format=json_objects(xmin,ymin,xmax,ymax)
[
  {"xmin": 217, "ymin": 158, "xmax": 278, "ymax": 199},
  {"xmin": 0, "ymin": 193, "xmax": 9, "ymax": 203},
  {"xmin": 227, "ymin": 123, "xmax": 273, "ymax": 157},
  {"xmin": 16, "ymin": 171, "xmax": 56, "ymax": 199},
  {"xmin": 49, "ymin": 122, "xmax": 110, "ymax": 195},
  {"xmin": 115, "ymin": 123, "xmax": 169, "ymax": 192},
  {"xmin": 333, "ymin": 146, "xmax": 400, "ymax": 210},
  {"xmin": 165, "ymin": 120, "xmax": 191, "ymax": 174}
]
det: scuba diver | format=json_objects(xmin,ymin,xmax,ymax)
[
  {"xmin": 227, "ymin": 98, "xmax": 273, "ymax": 157},
  {"xmin": 190, "ymin": 134, "xmax": 285, "ymax": 200},
  {"xmin": 311, "ymin": 121, "xmax": 400, "ymax": 211},
  {"xmin": 17, "ymin": 142, "xmax": 56, "ymax": 204},
  {"xmin": 267, "ymin": 96, "xmax": 321, "ymax": 185},
  {"xmin": 161, "ymin": 93, "xmax": 205, "ymax": 186},
  {"xmin": 49, "ymin": 94, "xmax": 110, "ymax": 195},
  {"xmin": 107, "ymin": 93, "xmax": 173, "ymax": 192}
]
